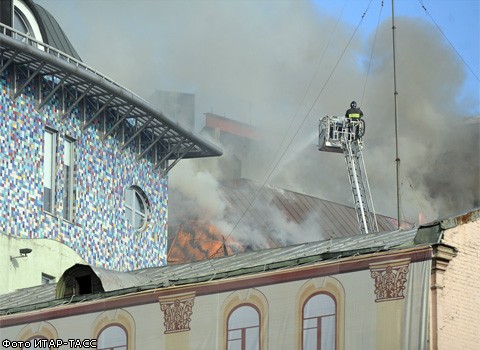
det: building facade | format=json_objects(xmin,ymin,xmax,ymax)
[
  {"xmin": 1, "ymin": 208, "xmax": 478, "ymax": 349},
  {"xmin": 0, "ymin": 0, "xmax": 221, "ymax": 287}
]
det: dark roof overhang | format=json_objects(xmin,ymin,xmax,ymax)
[{"xmin": 0, "ymin": 24, "xmax": 222, "ymax": 174}]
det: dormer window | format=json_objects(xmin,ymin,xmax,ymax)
[
  {"xmin": 75, "ymin": 275, "xmax": 93, "ymax": 295},
  {"xmin": 56, "ymin": 265, "xmax": 104, "ymax": 298}
]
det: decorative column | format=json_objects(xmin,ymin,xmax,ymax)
[
  {"xmin": 370, "ymin": 258, "xmax": 410, "ymax": 302},
  {"xmin": 369, "ymin": 258, "xmax": 411, "ymax": 350},
  {"xmin": 159, "ymin": 292, "xmax": 196, "ymax": 350}
]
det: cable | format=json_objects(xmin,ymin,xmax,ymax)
[
  {"xmin": 208, "ymin": 0, "xmax": 350, "ymax": 259},
  {"xmin": 209, "ymin": 0, "xmax": 375, "ymax": 259},
  {"xmin": 418, "ymin": 0, "xmax": 479, "ymax": 82},
  {"xmin": 361, "ymin": 0, "xmax": 384, "ymax": 106}
]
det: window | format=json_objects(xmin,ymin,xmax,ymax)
[
  {"xmin": 25, "ymin": 337, "xmax": 49, "ymax": 350},
  {"xmin": 91, "ymin": 310, "xmax": 135, "ymax": 349},
  {"xmin": 227, "ymin": 304, "xmax": 260, "ymax": 350},
  {"xmin": 302, "ymin": 293, "xmax": 336, "ymax": 350},
  {"xmin": 63, "ymin": 138, "xmax": 76, "ymax": 221},
  {"xmin": 43, "ymin": 129, "xmax": 56, "ymax": 214},
  {"xmin": 17, "ymin": 321, "xmax": 58, "ymax": 349},
  {"xmin": 13, "ymin": 0, "xmax": 44, "ymax": 45},
  {"xmin": 14, "ymin": 8, "xmax": 31, "ymax": 37},
  {"xmin": 12, "ymin": 0, "xmax": 43, "ymax": 50},
  {"xmin": 75, "ymin": 275, "xmax": 93, "ymax": 295},
  {"xmin": 97, "ymin": 325, "xmax": 127, "ymax": 350},
  {"xmin": 125, "ymin": 186, "xmax": 149, "ymax": 230}
]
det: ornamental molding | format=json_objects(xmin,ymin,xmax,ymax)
[
  {"xmin": 369, "ymin": 258, "xmax": 411, "ymax": 302},
  {"xmin": 159, "ymin": 292, "xmax": 196, "ymax": 334}
]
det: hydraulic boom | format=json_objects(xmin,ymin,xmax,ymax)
[{"xmin": 318, "ymin": 116, "xmax": 378, "ymax": 234}]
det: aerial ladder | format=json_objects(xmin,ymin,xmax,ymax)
[{"xmin": 318, "ymin": 116, "xmax": 378, "ymax": 234}]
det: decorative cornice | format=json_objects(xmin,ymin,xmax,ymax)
[
  {"xmin": 369, "ymin": 258, "xmax": 411, "ymax": 302},
  {"xmin": 158, "ymin": 292, "xmax": 195, "ymax": 334},
  {"xmin": 431, "ymin": 244, "xmax": 457, "ymax": 290},
  {"xmin": 431, "ymin": 244, "xmax": 457, "ymax": 271}
]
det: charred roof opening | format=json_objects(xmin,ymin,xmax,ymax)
[{"xmin": 56, "ymin": 264, "xmax": 104, "ymax": 298}]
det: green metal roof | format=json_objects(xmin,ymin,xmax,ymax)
[{"xmin": 3, "ymin": 207, "xmax": 478, "ymax": 316}]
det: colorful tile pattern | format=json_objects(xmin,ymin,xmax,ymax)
[{"xmin": 0, "ymin": 73, "xmax": 168, "ymax": 271}]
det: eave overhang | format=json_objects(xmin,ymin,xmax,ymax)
[{"xmin": 0, "ymin": 24, "xmax": 222, "ymax": 174}]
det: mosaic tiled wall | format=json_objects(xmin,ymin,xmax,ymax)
[{"xmin": 0, "ymin": 73, "xmax": 168, "ymax": 271}]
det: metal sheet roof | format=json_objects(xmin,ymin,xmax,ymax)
[
  {"xmin": 137, "ymin": 228, "xmax": 419, "ymax": 286},
  {"xmin": 0, "ymin": 283, "xmax": 57, "ymax": 312},
  {"xmin": 0, "ymin": 225, "xmax": 435, "ymax": 316},
  {"xmin": 221, "ymin": 179, "xmax": 399, "ymax": 238},
  {"xmin": 168, "ymin": 179, "xmax": 403, "ymax": 263},
  {"xmin": 30, "ymin": 2, "xmax": 82, "ymax": 61}
]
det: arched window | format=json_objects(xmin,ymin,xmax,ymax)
[
  {"xmin": 97, "ymin": 325, "xmax": 127, "ymax": 350},
  {"xmin": 125, "ymin": 186, "xmax": 149, "ymax": 230},
  {"xmin": 302, "ymin": 293, "xmax": 336, "ymax": 350},
  {"xmin": 91, "ymin": 310, "xmax": 135, "ymax": 349},
  {"xmin": 227, "ymin": 304, "xmax": 260, "ymax": 350},
  {"xmin": 25, "ymin": 337, "xmax": 49, "ymax": 350},
  {"xmin": 17, "ymin": 322, "xmax": 58, "ymax": 350},
  {"xmin": 13, "ymin": 0, "xmax": 43, "ymax": 43},
  {"xmin": 14, "ymin": 8, "xmax": 31, "ymax": 36}
]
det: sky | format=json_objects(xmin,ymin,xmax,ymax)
[
  {"xmin": 35, "ymin": 0, "xmax": 479, "ymax": 118},
  {"xmin": 34, "ymin": 0, "xmax": 479, "ymax": 240},
  {"xmin": 315, "ymin": 0, "xmax": 479, "ymax": 113}
]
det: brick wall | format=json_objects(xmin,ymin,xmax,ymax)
[{"xmin": 438, "ymin": 216, "xmax": 480, "ymax": 349}]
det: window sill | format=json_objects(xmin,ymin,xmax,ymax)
[{"xmin": 42, "ymin": 211, "xmax": 82, "ymax": 228}]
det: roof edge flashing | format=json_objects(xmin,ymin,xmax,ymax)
[
  {"xmin": 415, "ymin": 207, "xmax": 480, "ymax": 242},
  {"xmin": 414, "ymin": 224, "xmax": 442, "ymax": 245}
]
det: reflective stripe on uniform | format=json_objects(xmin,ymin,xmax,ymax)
[{"xmin": 348, "ymin": 113, "xmax": 361, "ymax": 118}]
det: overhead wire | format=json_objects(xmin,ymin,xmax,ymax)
[
  {"xmin": 209, "ymin": 0, "xmax": 375, "ymax": 259},
  {"xmin": 417, "ymin": 0, "xmax": 479, "ymax": 82},
  {"xmin": 208, "ymin": 0, "xmax": 350, "ymax": 258},
  {"xmin": 360, "ymin": 0, "xmax": 384, "ymax": 106},
  {"xmin": 258, "ymin": 0, "xmax": 349, "ymax": 186},
  {"xmin": 396, "ymin": 0, "xmax": 479, "ymax": 226}
]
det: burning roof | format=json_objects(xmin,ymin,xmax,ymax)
[{"xmin": 167, "ymin": 178, "xmax": 403, "ymax": 264}]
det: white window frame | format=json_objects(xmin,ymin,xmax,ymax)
[
  {"xmin": 43, "ymin": 128, "xmax": 57, "ymax": 214},
  {"xmin": 62, "ymin": 137, "xmax": 76, "ymax": 221},
  {"xmin": 13, "ymin": 0, "xmax": 44, "ymax": 41},
  {"xmin": 125, "ymin": 186, "xmax": 149, "ymax": 231}
]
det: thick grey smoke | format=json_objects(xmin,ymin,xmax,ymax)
[
  {"xmin": 39, "ymin": 1, "xmax": 479, "ymax": 241},
  {"xmin": 270, "ymin": 16, "xmax": 480, "ymax": 225}
]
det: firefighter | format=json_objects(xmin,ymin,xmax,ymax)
[
  {"xmin": 345, "ymin": 100, "xmax": 363, "ymax": 119},
  {"xmin": 345, "ymin": 101, "xmax": 364, "ymax": 139}
]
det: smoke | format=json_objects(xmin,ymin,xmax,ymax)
[
  {"xmin": 39, "ymin": 1, "xmax": 479, "ymax": 241},
  {"xmin": 168, "ymin": 11, "xmax": 479, "ymax": 237},
  {"xmin": 271, "ymin": 17, "xmax": 479, "ymax": 224},
  {"xmin": 169, "ymin": 157, "xmax": 331, "ymax": 248}
]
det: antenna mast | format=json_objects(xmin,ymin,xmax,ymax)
[{"xmin": 391, "ymin": 0, "xmax": 401, "ymax": 229}]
